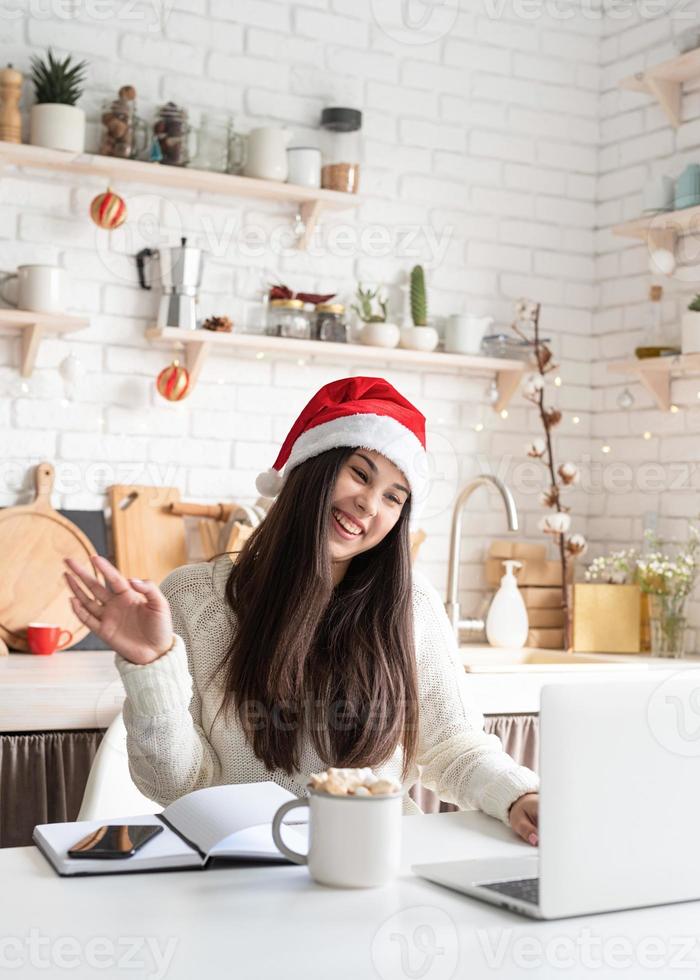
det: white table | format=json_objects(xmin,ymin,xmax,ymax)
[{"xmin": 3, "ymin": 810, "xmax": 699, "ymax": 979}]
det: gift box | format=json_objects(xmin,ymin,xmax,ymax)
[{"xmin": 572, "ymin": 583, "xmax": 641, "ymax": 654}]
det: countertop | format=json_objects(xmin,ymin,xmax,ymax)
[
  {"xmin": 4, "ymin": 809, "xmax": 700, "ymax": 978},
  {"xmin": 2, "ymin": 645, "xmax": 699, "ymax": 732}
]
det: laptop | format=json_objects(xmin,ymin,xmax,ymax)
[{"xmin": 413, "ymin": 671, "xmax": 700, "ymax": 919}]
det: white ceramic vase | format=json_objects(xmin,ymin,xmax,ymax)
[
  {"xmin": 682, "ymin": 311, "xmax": 700, "ymax": 354},
  {"xmin": 30, "ymin": 103, "xmax": 85, "ymax": 153},
  {"xmin": 360, "ymin": 321, "xmax": 400, "ymax": 348},
  {"xmin": 399, "ymin": 324, "xmax": 439, "ymax": 352}
]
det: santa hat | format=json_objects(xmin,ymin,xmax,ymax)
[{"xmin": 255, "ymin": 376, "xmax": 428, "ymax": 510}]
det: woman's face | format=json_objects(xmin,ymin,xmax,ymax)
[{"xmin": 329, "ymin": 449, "xmax": 410, "ymax": 573}]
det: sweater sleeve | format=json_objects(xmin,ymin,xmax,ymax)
[
  {"xmin": 412, "ymin": 573, "xmax": 539, "ymax": 825},
  {"xmin": 114, "ymin": 563, "xmax": 224, "ymax": 807}
]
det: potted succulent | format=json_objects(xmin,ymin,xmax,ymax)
[
  {"xmin": 352, "ymin": 284, "xmax": 399, "ymax": 348},
  {"xmin": 29, "ymin": 48, "xmax": 88, "ymax": 153},
  {"xmin": 681, "ymin": 293, "xmax": 700, "ymax": 354},
  {"xmin": 399, "ymin": 265, "xmax": 439, "ymax": 352}
]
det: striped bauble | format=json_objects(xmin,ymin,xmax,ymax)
[{"xmin": 89, "ymin": 187, "xmax": 127, "ymax": 229}]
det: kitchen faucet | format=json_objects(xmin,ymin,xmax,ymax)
[{"xmin": 445, "ymin": 474, "xmax": 519, "ymax": 639}]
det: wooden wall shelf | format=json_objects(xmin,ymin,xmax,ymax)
[
  {"xmin": 613, "ymin": 203, "xmax": 700, "ymax": 242},
  {"xmin": 0, "ymin": 141, "xmax": 359, "ymax": 249},
  {"xmin": 619, "ymin": 47, "xmax": 700, "ymax": 127},
  {"xmin": 608, "ymin": 352, "xmax": 700, "ymax": 411},
  {"xmin": 145, "ymin": 326, "xmax": 526, "ymax": 412},
  {"xmin": 0, "ymin": 309, "xmax": 89, "ymax": 377}
]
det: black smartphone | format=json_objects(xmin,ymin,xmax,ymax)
[{"xmin": 68, "ymin": 824, "xmax": 163, "ymax": 859}]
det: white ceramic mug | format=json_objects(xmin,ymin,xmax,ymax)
[
  {"xmin": 286, "ymin": 146, "xmax": 321, "ymax": 188},
  {"xmin": 0, "ymin": 265, "xmax": 67, "ymax": 313},
  {"xmin": 271, "ymin": 789, "xmax": 402, "ymax": 888},
  {"xmin": 244, "ymin": 127, "xmax": 291, "ymax": 181},
  {"xmin": 445, "ymin": 314, "xmax": 494, "ymax": 354}
]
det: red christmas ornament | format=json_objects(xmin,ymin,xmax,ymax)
[
  {"xmin": 89, "ymin": 187, "xmax": 127, "ymax": 229},
  {"xmin": 156, "ymin": 359, "xmax": 190, "ymax": 401}
]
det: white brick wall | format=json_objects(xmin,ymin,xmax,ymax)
[
  {"xmin": 1, "ymin": 1, "xmax": 602, "ymax": 615},
  {"xmin": 597, "ymin": 1, "xmax": 700, "ymax": 641}
]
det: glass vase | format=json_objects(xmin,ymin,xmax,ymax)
[{"xmin": 648, "ymin": 593, "xmax": 687, "ymax": 658}]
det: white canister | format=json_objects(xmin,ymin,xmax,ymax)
[
  {"xmin": 643, "ymin": 175, "xmax": 675, "ymax": 213},
  {"xmin": 445, "ymin": 314, "xmax": 494, "ymax": 355},
  {"xmin": 271, "ymin": 790, "xmax": 402, "ymax": 888},
  {"xmin": 244, "ymin": 126, "xmax": 291, "ymax": 182},
  {"xmin": 682, "ymin": 310, "xmax": 700, "ymax": 354},
  {"xmin": 286, "ymin": 146, "xmax": 321, "ymax": 188},
  {"xmin": 0, "ymin": 265, "xmax": 67, "ymax": 314}
]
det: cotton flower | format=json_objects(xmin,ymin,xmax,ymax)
[
  {"xmin": 558, "ymin": 462, "xmax": 579, "ymax": 485},
  {"xmin": 523, "ymin": 374, "xmax": 545, "ymax": 400},
  {"xmin": 566, "ymin": 533, "xmax": 588, "ymax": 557},
  {"xmin": 543, "ymin": 407, "xmax": 562, "ymax": 428},
  {"xmin": 541, "ymin": 486, "xmax": 560, "ymax": 508},
  {"xmin": 527, "ymin": 438, "xmax": 547, "ymax": 458},
  {"xmin": 539, "ymin": 512, "xmax": 571, "ymax": 536},
  {"xmin": 515, "ymin": 298, "xmax": 539, "ymax": 322}
]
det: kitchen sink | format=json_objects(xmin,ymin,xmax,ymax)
[{"xmin": 459, "ymin": 646, "xmax": 658, "ymax": 672}]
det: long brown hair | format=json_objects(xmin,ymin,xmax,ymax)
[{"xmin": 213, "ymin": 447, "xmax": 419, "ymax": 779}]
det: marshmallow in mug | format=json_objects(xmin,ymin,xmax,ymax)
[{"xmin": 308, "ymin": 766, "xmax": 401, "ymax": 797}]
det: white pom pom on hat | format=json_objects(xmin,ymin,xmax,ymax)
[
  {"xmin": 255, "ymin": 467, "xmax": 284, "ymax": 498},
  {"xmin": 254, "ymin": 376, "xmax": 428, "ymax": 511}
]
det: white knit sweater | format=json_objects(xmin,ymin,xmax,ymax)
[{"xmin": 115, "ymin": 556, "xmax": 539, "ymax": 824}]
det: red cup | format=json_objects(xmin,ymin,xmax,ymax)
[{"xmin": 27, "ymin": 623, "xmax": 73, "ymax": 655}]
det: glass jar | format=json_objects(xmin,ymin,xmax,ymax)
[
  {"xmin": 266, "ymin": 299, "xmax": 310, "ymax": 339},
  {"xmin": 315, "ymin": 303, "xmax": 347, "ymax": 343},
  {"xmin": 99, "ymin": 95, "xmax": 148, "ymax": 160},
  {"xmin": 320, "ymin": 107, "xmax": 362, "ymax": 194},
  {"xmin": 152, "ymin": 102, "xmax": 191, "ymax": 167},
  {"xmin": 190, "ymin": 112, "xmax": 230, "ymax": 173}
]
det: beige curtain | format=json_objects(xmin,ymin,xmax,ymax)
[{"xmin": 409, "ymin": 713, "xmax": 539, "ymax": 814}]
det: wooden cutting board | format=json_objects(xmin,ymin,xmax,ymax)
[
  {"xmin": 0, "ymin": 462, "xmax": 100, "ymax": 651},
  {"xmin": 108, "ymin": 484, "xmax": 187, "ymax": 585}
]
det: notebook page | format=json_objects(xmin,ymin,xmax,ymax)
[
  {"xmin": 209, "ymin": 821, "xmax": 309, "ymax": 859},
  {"xmin": 161, "ymin": 782, "xmax": 300, "ymax": 857}
]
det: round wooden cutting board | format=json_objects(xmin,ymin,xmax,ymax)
[{"xmin": 0, "ymin": 462, "xmax": 101, "ymax": 651}]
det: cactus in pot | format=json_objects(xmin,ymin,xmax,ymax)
[
  {"xmin": 400, "ymin": 265, "xmax": 439, "ymax": 351},
  {"xmin": 29, "ymin": 48, "xmax": 88, "ymax": 153},
  {"xmin": 352, "ymin": 284, "xmax": 399, "ymax": 348}
]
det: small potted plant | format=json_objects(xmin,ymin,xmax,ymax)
[
  {"xmin": 352, "ymin": 284, "xmax": 399, "ymax": 348},
  {"xmin": 682, "ymin": 293, "xmax": 700, "ymax": 354},
  {"xmin": 399, "ymin": 265, "xmax": 439, "ymax": 352},
  {"xmin": 29, "ymin": 48, "xmax": 88, "ymax": 153}
]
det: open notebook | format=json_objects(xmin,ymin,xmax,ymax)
[{"xmin": 33, "ymin": 782, "xmax": 308, "ymax": 877}]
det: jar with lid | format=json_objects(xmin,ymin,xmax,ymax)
[
  {"xmin": 320, "ymin": 107, "xmax": 362, "ymax": 194},
  {"xmin": 314, "ymin": 303, "xmax": 347, "ymax": 343},
  {"xmin": 99, "ymin": 86, "xmax": 148, "ymax": 160},
  {"xmin": 152, "ymin": 102, "xmax": 191, "ymax": 167},
  {"xmin": 267, "ymin": 299, "xmax": 311, "ymax": 339}
]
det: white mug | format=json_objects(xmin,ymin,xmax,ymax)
[
  {"xmin": 271, "ymin": 789, "xmax": 402, "ymax": 888},
  {"xmin": 445, "ymin": 314, "xmax": 494, "ymax": 355},
  {"xmin": 244, "ymin": 126, "xmax": 291, "ymax": 181},
  {"xmin": 286, "ymin": 146, "xmax": 321, "ymax": 188},
  {"xmin": 0, "ymin": 265, "xmax": 67, "ymax": 314}
]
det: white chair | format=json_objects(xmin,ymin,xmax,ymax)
[{"xmin": 77, "ymin": 711, "xmax": 162, "ymax": 821}]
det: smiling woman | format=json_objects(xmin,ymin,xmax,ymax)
[{"xmin": 66, "ymin": 377, "xmax": 540, "ymax": 845}]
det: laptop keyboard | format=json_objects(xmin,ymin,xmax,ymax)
[{"xmin": 480, "ymin": 877, "xmax": 540, "ymax": 905}]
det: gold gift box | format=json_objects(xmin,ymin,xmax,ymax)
[{"xmin": 572, "ymin": 584, "xmax": 641, "ymax": 654}]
